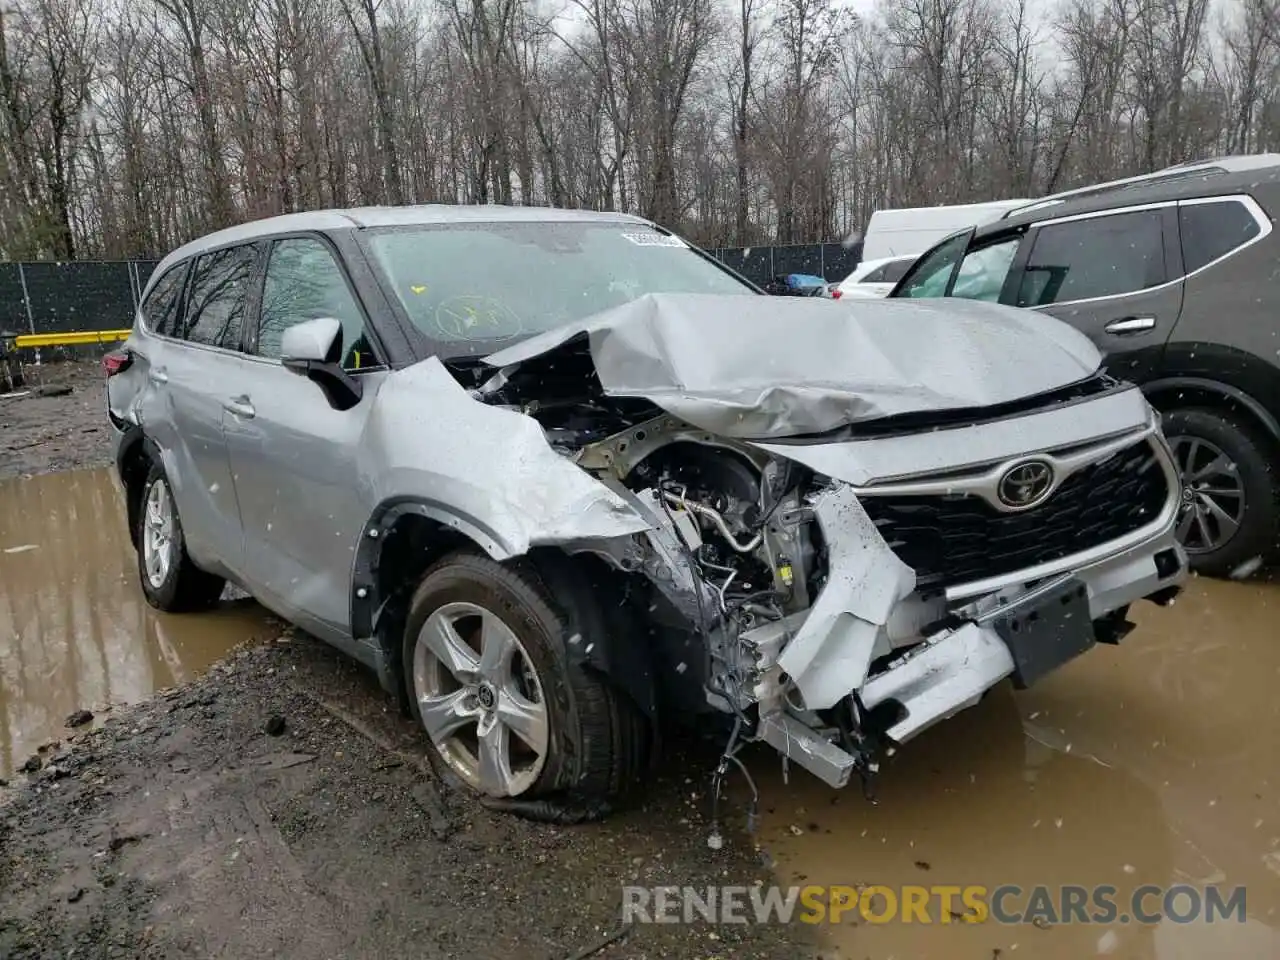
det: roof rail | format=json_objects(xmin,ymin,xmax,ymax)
[{"xmin": 1000, "ymin": 154, "xmax": 1280, "ymax": 219}]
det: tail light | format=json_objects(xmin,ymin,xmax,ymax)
[
  {"xmin": 830, "ymin": 288, "xmax": 843, "ymax": 299},
  {"xmin": 103, "ymin": 349, "xmax": 132, "ymax": 377}
]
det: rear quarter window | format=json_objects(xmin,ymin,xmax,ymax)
[
  {"xmin": 1178, "ymin": 200, "xmax": 1262, "ymax": 273},
  {"xmin": 865, "ymin": 257, "xmax": 916, "ymax": 284}
]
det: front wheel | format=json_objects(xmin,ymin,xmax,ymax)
[
  {"xmin": 1162, "ymin": 408, "xmax": 1279, "ymax": 578},
  {"xmin": 403, "ymin": 550, "xmax": 648, "ymax": 808}
]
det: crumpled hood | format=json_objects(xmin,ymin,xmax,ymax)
[{"xmin": 483, "ymin": 292, "xmax": 1102, "ymax": 439}]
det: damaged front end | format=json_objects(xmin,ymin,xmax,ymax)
[{"xmin": 464, "ymin": 293, "xmax": 1187, "ymax": 804}]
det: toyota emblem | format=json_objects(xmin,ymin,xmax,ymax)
[{"xmin": 997, "ymin": 460, "xmax": 1054, "ymax": 508}]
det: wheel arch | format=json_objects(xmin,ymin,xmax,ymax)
[
  {"xmin": 115, "ymin": 426, "xmax": 165, "ymax": 548},
  {"xmin": 352, "ymin": 498, "xmax": 660, "ymax": 725},
  {"xmin": 1143, "ymin": 376, "xmax": 1280, "ymax": 450}
]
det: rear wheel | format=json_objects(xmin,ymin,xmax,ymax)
[
  {"xmin": 135, "ymin": 463, "xmax": 226, "ymax": 611},
  {"xmin": 403, "ymin": 550, "xmax": 648, "ymax": 809},
  {"xmin": 1162, "ymin": 408, "xmax": 1279, "ymax": 578}
]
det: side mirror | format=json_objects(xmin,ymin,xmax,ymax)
[
  {"xmin": 280, "ymin": 317, "xmax": 363, "ymax": 411},
  {"xmin": 281, "ymin": 316, "xmax": 341, "ymax": 362}
]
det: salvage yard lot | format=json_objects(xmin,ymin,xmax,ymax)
[{"xmin": 2, "ymin": 362, "xmax": 1278, "ymax": 959}]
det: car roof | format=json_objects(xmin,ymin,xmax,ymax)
[
  {"xmin": 150, "ymin": 205, "xmax": 653, "ymax": 281},
  {"xmin": 980, "ymin": 163, "xmax": 1280, "ymax": 237},
  {"xmin": 1001, "ymin": 154, "xmax": 1280, "ymax": 218}
]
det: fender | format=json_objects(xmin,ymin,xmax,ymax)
[
  {"xmin": 351, "ymin": 497, "xmax": 660, "ymax": 721},
  {"xmin": 1142, "ymin": 341, "xmax": 1280, "ymax": 445},
  {"xmin": 349, "ymin": 497, "xmax": 517, "ymax": 641},
  {"xmin": 115, "ymin": 425, "xmax": 171, "ymax": 547}
]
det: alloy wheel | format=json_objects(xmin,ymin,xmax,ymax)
[
  {"xmin": 1169, "ymin": 435, "xmax": 1246, "ymax": 554},
  {"xmin": 412, "ymin": 601, "xmax": 550, "ymax": 797},
  {"xmin": 142, "ymin": 479, "xmax": 175, "ymax": 589}
]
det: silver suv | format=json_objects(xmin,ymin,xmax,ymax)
[{"xmin": 106, "ymin": 206, "xmax": 1186, "ymax": 815}]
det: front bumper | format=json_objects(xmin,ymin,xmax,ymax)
[
  {"xmin": 759, "ymin": 521, "xmax": 1185, "ymax": 790},
  {"xmin": 860, "ymin": 526, "xmax": 1185, "ymax": 747},
  {"xmin": 757, "ymin": 425, "xmax": 1187, "ymax": 790}
]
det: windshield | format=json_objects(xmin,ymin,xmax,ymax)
[{"xmin": 363, "ymin": 221, "xmax": 756, "ymax": 355}]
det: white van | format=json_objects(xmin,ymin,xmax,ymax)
[{"xmin": 860, "ymin": 200, "xmax": 1030, "ymax": 261}]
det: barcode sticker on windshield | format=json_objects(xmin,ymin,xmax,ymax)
[{"xmin": 621, "ymin": 232, "xmax": 687, "ymax": 247}]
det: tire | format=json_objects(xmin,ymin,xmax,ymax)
[
  {"xmin": 1161, "ymin": 408, "xmax": 1280, "ymax": 578},
  {"xmin": 403, "ymin": 549, "xmax": 648, "ymax": 810},
  {"xmin": 135, "ymin": 462, "xmax": 226, "ymax": 611}
]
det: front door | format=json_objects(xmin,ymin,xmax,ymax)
[{"xmin": 221, "ymin": 235, "xmax": 387, "ymax": 644}]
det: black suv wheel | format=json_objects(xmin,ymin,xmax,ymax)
[{"xmin": 1162, "ymin": 408, "xmax": 1279, "ymax": 577}]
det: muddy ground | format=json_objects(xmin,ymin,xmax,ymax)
[
  {"xmin": 0, "ymin": 360, "xmax": 113, "ymax": 481},
  {"xmin": 0, "ymin": 362, "xmax": 817, "ymax": 959},
  {"xmin": 3, "ymin": 361, "xmax": 1278, "ymax": 959},
  {"xmin": 1, "ymin": 641, "xmax": 811, "ymax": 960}
]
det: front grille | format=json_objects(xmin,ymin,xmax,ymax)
[{"xmin": 860, "ymin": 440, "xmax": 1171, "ymax": 590}]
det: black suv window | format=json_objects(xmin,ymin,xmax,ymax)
[
  {"xmin": 1178, "ymin": 200, "xmax": 1261, "ymax": 273},
  {"xmin": 894, "ymin": 230, "xmax": 972, "ymax": 298},
  {"xmin": 140, "ymin": 263, "xmax": 187, "ymax": 338},
  {"xmin": 258, "ymin": 238, "xmax": 376, "ymax": 370},
  {"xmin": 1017, "ymin": 210, "xmax": 1165, "ymax": 306},
  {"xmin": 951, "ymin": 237, "xmax": 1021, "ymax": 302},
  {"xmin": 183, "ymin": 245, "xmax": 257, "ymax": 349},
  {"xmin": 894, "ymin": 232, "xmax": 1020, "ymax": 302}
]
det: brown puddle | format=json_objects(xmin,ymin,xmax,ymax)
[
  {"xmin": 753, "ymin": 576, "xmax": 1280, "ymax": 959},
  {"xmin": 0, "ymin": 468, "xmax": 273, "ymax": 776}
]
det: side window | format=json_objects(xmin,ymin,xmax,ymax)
[
  {"xmin": 895, "ymin": 230, "xmax": 971, "ymax": 299},
  {"xmin": 1179, "ymin": 200, "xmax": 1261, "ymax": 273},
  {"xmin": 184, "ymin": 245, "xmax": 257, "ymax": 349},
  {"xmin": 950, "ymin": 237, "xmax": 1021, "ymax": 302},
  {"xmin": 258, "ymin": 238, "xmax": 375, "ymax": 370},
  {"xmin": 862, "ymin": 263, "xmax": 893, "ymax": 283},
  {"xmin": 140, "ymin": 263, "xmax": 187, "ymax": 338},
  {"xmin": 879, "ymin": 258, "xmax": 913, "ymax": 284},
  {"xmin": 1017, "ymin": 211, "xmax": 1166, "ymax": 306}
]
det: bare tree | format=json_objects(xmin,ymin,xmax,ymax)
[
  {"xmin": 0, "ymin": 0, "xmax": 1265, "ymax": 259},
  {"xmin": 338, "ymin": 0, "xmax": 402, "ymax": 204}
]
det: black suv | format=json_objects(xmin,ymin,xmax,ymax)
[{"xmin": 889, "ymin": 161, "xmax": 1280, "ymax": 576}]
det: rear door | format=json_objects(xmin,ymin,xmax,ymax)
[
  {"xmin": 221, "ymin": 234, "xmax": 388, "ymax": 643},
  {"xmin": 110, "ymin": 260, "xmax": 186, "ymax": 427},
  {"xmin": 130, "ymin": 245, "xmax": 259, "ymax": 580},
  {"xmin": 1008, "ymin": 206, "xmax": 1183, "ymax": 380}
]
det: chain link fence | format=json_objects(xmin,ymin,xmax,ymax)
[
  {"xmin": 0, "ymin": 241, "xmax": 861, "ymax": 338},
  {"xmin": 707, "ymin": 242, "xmax": 863, "ymax": 287}
]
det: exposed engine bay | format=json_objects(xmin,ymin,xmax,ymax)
[
  {"xmin": 442, "ymin": 294, "xmax": 1187, "ymax": 834},
  {"xmin": 460, "ymin": 336, "xmax": 934, "ymax": 806}
]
